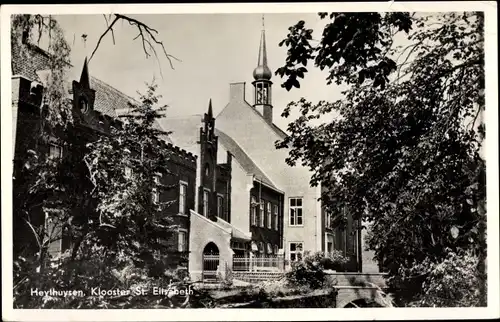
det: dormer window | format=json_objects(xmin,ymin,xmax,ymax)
[{"xmin": 79, "ymin": 97, "xmax": 89, "ymax": 114}]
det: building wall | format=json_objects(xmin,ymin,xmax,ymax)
[
  {"xmin": 157, "ymin": 153, "xmax": 197, "ymax": 267},
  {"xmin": 195, "ymin": 110, "xmax": 234, "ymax": 226},
  {"xmin": 215, "ymin": 153, "xmax": 232, "ymax": 223},
  {"xmin": 11, "ymin": 45, "xmax": 197, "ymax": 270},
  {"xmin": 216, "ymin": 83, "xmax": 322, "ymax": 259},
  {"xmin": 217, "ymin": 145, "xmax": 253, "ymax": 235},
  {"xmin": 249, "ymin": 182, "xmax": 284, "ymax": 253},
  {"xmin": 188, "ymin": 210, "xmax": 232, "ymax": 281},
  {"xmin": 361, "ymin": 221, "xmax": 381, "ymax": 273}
]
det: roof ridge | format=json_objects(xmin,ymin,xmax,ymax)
[
  {"xmin": 217, "ymin": 98, "xmax": 287, "ymax": 140},
  {"xmin": 215, "ymin": 128, "xmax": 281, "ymax": 191},
  {"xmin": 159, "ymin": 114, "xmax": 203, "ymax": 120},
  {"xmin": 190, "ymin": 210, "xmax": 231, "ymax": 234},
  {"xmin": 19, "ymin": 42, "xmax": 140, "ymax": 109},
  {"xmin": 90, "ymin": 76, "xmax": 139, "ymax": 105}
]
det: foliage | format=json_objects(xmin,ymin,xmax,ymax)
[
  {"xmin": 218, "ymin": 265, "xmax": 234, "ymax": 289},
  {"xmin": 286, "ymin": 251, "xmax": 348, "ymax": 289},
  {"xmin": 259, "ymin": 278, "xmax": 311, "ymax": 297},
  {"xmin": 11, "ymin": 14, "xmax": 73, "ymax": 127},
  {"xmin": 12, "ymin": 14, "xmax": 183, "ymax": 308},
  {"xmin": 14, "ymin": 251, "xmax": 189, "ymax": 308},
  {"xmin": 12, "ymin": 15, "xmax": 81, "ymax": 266},
  {"xmin": 324, "ymin": 249, "xmax": 350, "ymax": 271},
  {"xmin": 404, "ymin": 248, "xmax": 486, "ymax": 307},
  {"xmin": 276, "ymin": 12, "xmax": 485, "ymax": 306},
  {"xmin": 83, "ymin": 82, "xmax": 181, "ymax": 275}
]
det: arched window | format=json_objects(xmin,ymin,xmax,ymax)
[
  {"xmin": 204, "ymin": 163, "xmax": 210, "ymax": 177},
  {"xmin": 79, "ymin": 97, "xmax": 89, "ymax": 114}
]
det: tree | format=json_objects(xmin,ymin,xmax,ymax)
[
  {"xmin": 11, "ymin": 13, "xmax": 178, "ymax": 263},
  {"xmin": 11, "ymin": 15, "xmax": 183, "ymax": 307},
  {"xmin": 83, "ymin": 82, "xmax": 182, "ymax": 276},
  {"xmin": 275, "ymin": 12, "xmax": 485, "ymax": 306}
]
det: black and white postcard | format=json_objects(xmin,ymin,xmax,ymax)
[{"xmin": 1, "ymin": 2, "xmax": 498, "ymax": 321}]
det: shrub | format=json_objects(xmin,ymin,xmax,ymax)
[
  {"xmin": 286, "ymin": 251, "xmax": 348, "ymax": 289},
  {"xmin": 321, "ymin": 249, "xmax": 349, "ymax": 271},
  {"xmin": 13, "ymin": 250, "xmax": 189, "ymax": 309},
  {"xmin": 406, "ymin": 248, "xmax": 486, "ymax": 307},
  {"xmin": 217, "ymin": 265, "xmax": 234, "ymax": 289},
  {"xmin": 259, "ymin": 278, "xmax": 311, "ymax": 297}
]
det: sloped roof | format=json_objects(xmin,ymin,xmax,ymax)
[
  {"xmin": 156, "ymin": 115, "xmax": 203, "ymax": 156},
  {"xmin": 215, "ymin": 128, "xmax": 279, "ymax": 191},
  {"xmin": 12, "ymin": 42, "xmax": 166, "ymax": 135},
  {"xmin": 216, "ymin": 217, "xmax": 251, "ymax": 241}
]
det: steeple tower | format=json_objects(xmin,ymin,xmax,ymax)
[
  {"xmin": 79, "ymin": 57, "xmax": 90, "ymax": 88},
  {"xmin": 252, "ymin": 15, "xmax": 273, "ymax": 123}
]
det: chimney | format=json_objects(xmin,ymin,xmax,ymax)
[{"xmin": 229, "ymin": 82, "xmax": 246, "ymax": 102}]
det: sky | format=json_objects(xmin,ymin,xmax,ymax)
[{"xmin": 52, "ymin": 13, "xmax": 343, "ymax": 131}]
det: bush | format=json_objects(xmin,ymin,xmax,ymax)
[
  {"xmin": 218, "ymin": 265, "xmax": 234, "ymax": 290},
  {"xmin": 321, "ymin": 249, "xmax": 349, "ymax": 271},
  {"xmin": 259, "ymin": 278, "xmax": 311, "ymax": 297},
  {"xmin": 13, "ymin": 250, "xmax": 189, "ymax": 309},
  {"xmin": 286, "ymin": 251, "xmax": 348, "ymax": 289},
  {"xmin": 406, "ymin": 248, "xmax": 486, "ymax": 307}
]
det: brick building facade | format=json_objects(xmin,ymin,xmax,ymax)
[{"xmin": 11, "ymin": 40, "xmax": 197, "ymax": 270}]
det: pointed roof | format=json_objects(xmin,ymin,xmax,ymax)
[
  {"xmin": 207, "ymin": 99, "xmax": 213, "ymax": 118},
  {"xmin": 79, "ymin": 57, "xmax": 90, "ymax": 88},
  {"xmin": 252, "ymin": 16, "xmax": 272, "ymax": 81}
]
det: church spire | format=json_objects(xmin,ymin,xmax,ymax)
[
  {"xmin": 208, "ymin": 98, "xmax": 213, "ymax": 118},
  {"xmin": 252, "ymin": 14, "xmax": 273, "ymax": 123},
  {"xmin": 253, "ymin": 15, "xmax": 271, "ymax": 81},
  {"xmin": 79, "ymin": 56, "xmax": 90, "ymax": 88}
]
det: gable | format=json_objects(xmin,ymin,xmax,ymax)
[{"xmin": 215, "ymin": 128, "xmax": 278, "ymax": 191}]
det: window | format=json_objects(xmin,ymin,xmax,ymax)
[
  {"xmin": 259, "ymin": 241, "xmax": 265, "ymax": 254},
  {"xmin": 152, "ymin": 173, "xmax": 161, "ymax": 204},
  {"xmin": 326, "ymin": 211, "xmax": 332, "ymax": 229},
  {"xmin": 179, "ymin": 181, "xmax": 188, "ymax": 215},
  {"xmin": 217, "ymin": 194, "xmax": 224, "ymax": 219},
  {"xmin": 79, "ymin": 97, "xmax": 89, "ymax": 113},
  {"xmin": 44, "ymin": 212, "xmax": 62, "ymax": 258},
  {"xmin": 203, "ymin": 189, "xmax": 210, "ymax": 217},
  {"xmin": 259, "ymin": 199, "xmax": 265, "ymax": 227},
  {"xmin": 289, "ymin": 242, "xmax": 304, "ymax": 262},
  {"xmin": 49, "ymin": 143, "xmax": 63, "ymax": 159},
  {"xmin": 273, "ymin": 205, "xmax": 279, "ymax": 231},
  {"xmin": 327, "ymin": 242, "xmax": 333, "ymax": 254},
  {"xmin": 251, "ymin": 196, "xmax": 257, "ymax": 226},
  {"xmin": 266, "ymin": 243, "xmax": 272, "ymax": 254},
  {"xmin": 266, "ymin": 202, "xmax": 272, "ymax": 229},
  {"xmin": 204, "ymin": 163, "xmax": 210, "ymax": 178},
  {"xmin": 178, "ymin": 230, "xmax": 187, "ymax": 252},
  {"xmin": 274, "ymin": 245, "xmax": 279, "ymax": 255},
  {"xmin": 289, "ymin": 198, "xmax": 303, "ymax": 226},
  {"xmin": 353, "ymin": 222, "xmax": 359, "ymax": 257}
]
